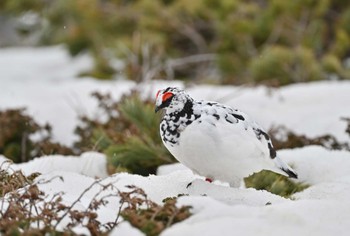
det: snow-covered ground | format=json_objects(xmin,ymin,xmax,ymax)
[
  {"xmin": 1, "ymin": 146, "xmax": 350, "ymax": 236},
  {"xmin": 1, "ymin": 47, "xmax": 350, "ymax": 145},
  {"xmin": 1, "ymin": 47, "xmax": 350, "ymax": 235}
]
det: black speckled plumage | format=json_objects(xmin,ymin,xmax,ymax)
[{"xmin": 155, "ymin": 87, "xmax": 298, "ymax": 186}]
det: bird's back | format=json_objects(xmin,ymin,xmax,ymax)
[
  {"xmin": 162, "ymin": 100, "xmax": 296, "ymax": 186},
  {"xmin": 159, "ymin": 94, "xmax": 297, "ymax": 186}
]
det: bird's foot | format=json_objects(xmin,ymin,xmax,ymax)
[
  {"xmin": 186, "ymin": 177, "xmax": 213, "ymax": 188},
  {"xmin": 205, "ymin": 177, "xmax": 213, "ymax": 183}
]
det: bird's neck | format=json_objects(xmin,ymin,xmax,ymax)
[
  {"xmin": 161, "ymin": 99, "xmax": 201, "ymax": 146},
  {"xmin": 166, "ymin": 99, "xmax": 195, "ymax": 119}
]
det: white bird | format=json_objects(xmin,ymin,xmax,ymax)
[{"xmin": 155, "ymin": 87, "xmax": 297, "ymax": 187}]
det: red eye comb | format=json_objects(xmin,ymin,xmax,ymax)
[{"xmin": 162, "ymin": 92, "xmax": 173, "ymax": 102}]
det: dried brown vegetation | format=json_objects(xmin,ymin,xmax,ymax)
[
  {"xmin": 0, "ymin": 108, "xmax": 75, "ymax": 163},
  {"xmin": 269, "ymin": 125, "xmax": 350, "ymax": 151},
  {"xmin": 0, "ymin": 166, "xmax": 191, "ymax": 235},
  {"xmin": 0, "ymin": 161, "xmax": 39, "ymax": 197},
  {"xmin": 120, "ymin": 186, "xmax": 192, "ymax": 236}
]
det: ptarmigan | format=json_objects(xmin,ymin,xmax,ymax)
[{"xmin": 155, "ymin": 87, "xmax": 297, "ymax": 187}]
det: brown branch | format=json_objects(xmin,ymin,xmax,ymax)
[{"xmin": 53, "ymin": 178, "xmax": 104, "ymax": 228}]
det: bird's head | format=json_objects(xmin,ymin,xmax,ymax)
[{"xmin": 155, "ymin": 87, "xmax": 192, "ymax": 114}]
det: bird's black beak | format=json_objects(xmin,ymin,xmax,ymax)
[{"xmin": 155, "ymin": 106, "xmax": 161, "ymax": 113}]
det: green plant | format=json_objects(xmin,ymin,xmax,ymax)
[
  {"xmin": 3, "ymin": 0, "xmax": 350, "ymax": 84},
  {"xmin": 244, "ymin": 122, "xmax": 350, "ymax": 198},
  {"xmin": 74, "ymin": 92, "xmax": 175, "ymax": 176},
  {"xmin": 0, "ymin": 108, "xmax": 74, "ymax": 163},
  {"xmin": 250, "ymin": 46, "xmax": 323, "ymax": 85},
  {"xmin": 244, "ymin": 170, "xmax": 308, "ymax": 198}
]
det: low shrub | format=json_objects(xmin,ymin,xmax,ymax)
[
  {"xmin": 0, "ymin": 108, "xmax": 74, "ymax": 163},
  {"xmin": 74, "ymin": 92, "xmax": 175, "ymax": 176},
  {"xmin": 244, "ymin": 171, "xmax": 308, "ymax": 198},
  {"xmin": 120, "ymin": 186, "xmax": 192, "ymax": 236},
  {"xmin": 0, "ymin": 167, "xmax": 191, "ymax": 236},
  {"xmin": 269, "ymin": 125, "xmax": 350, "ymax": 151}
]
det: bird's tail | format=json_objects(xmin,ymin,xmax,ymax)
[{"xmin": 274, "ymin": 156, "xmax": 298, "ymax": 179}]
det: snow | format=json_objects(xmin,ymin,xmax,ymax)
[
  {"xmin": 1, "ymin": 46, "xmax": 350, "ymax": 235},
  {"xmin": 1, "ymin": 47, "xmax": 350, "ymax": 146},
  {"xmin": 166, "ymin": 198, "xmax": 350, "ymax": 236},
  {"xmin": 2, "ymin": 146, "xmax": 350, "ymax": 235},
  {"xmin": 187, "ymin": 82, "xmax": 350, "ymax": 142},
  {"xmin": 110, "ymin": 222, "xmax": 145, "ymax": 236},
  {"xmin": 161, "ymin": 146, "xmax": 350, "ymax": 236},
  {"xmin": 0, "ymin": 46, "xmax": 136, "ymax": 145},
  {"xmin": 0, "ymin": 151, "xmax": 109, "ymax": 178},
  {"xmin": 279, "ymin": 146, "xmax": 350, "ymax": 185}
]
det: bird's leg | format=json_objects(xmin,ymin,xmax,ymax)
[
  {"xmin": 205, "ymin": 178, "xmax": 213, "ymax": 183},
  {"xmin": 186, "ymin": 177, "xmax": 213, "ymax": 189}
]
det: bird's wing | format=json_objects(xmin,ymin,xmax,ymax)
[
  {"xmin": 194, "ymin": 101, "xmax": 297, "ymax": 178},
  {"xmin": 195, "ymin": 101, "xmax": 274, "ymax": 156},
  {"xmin": 193, "ymin": 102, "xmax": 281, "ymax": 169}
]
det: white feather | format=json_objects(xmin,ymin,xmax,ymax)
[
  {"xmin": 164, "ymin": 107, "xmax": 285, "ymax": 187},
  {"xmin": 157, "ymin": 88, "xmax": 297, "ymax": 187}
]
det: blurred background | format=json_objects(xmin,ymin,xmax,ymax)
[
  {"xmin": 1, "ymin": 0, "xmax": 350, "ymax": 84},
  {"xmin": 0, "ymin": 0, "xmax": 350, "ymax": 194},
  {"xmin": 1, "ymin": 2, "xmax": 350, "ymax": 234}
]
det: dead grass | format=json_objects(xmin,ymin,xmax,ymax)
[
  {"xmin": 0, "ymin": 166, "xmax": 191, "ymax": 236},
  {"xmin": 269, "ymin": 125, "xmax": 350, "ymax": 151}
]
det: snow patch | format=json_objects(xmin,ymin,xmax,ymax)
[
  {"xmin": 1, "ymin": 46, "xmax": 350, "ymax": 145},
  {"xmin": 279, "ymin": 145, "xmax": 350, "ymax": 184},
  {"xmin": 0, "ymin": 152, "xmax": 108, "ymax": 178},
  {"xmin": 1, "ymin": 146, "xmax": 350, "ymax": 235}
]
